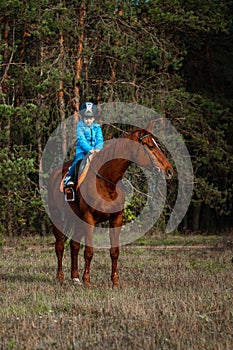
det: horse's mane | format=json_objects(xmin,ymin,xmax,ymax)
[{"xmin": 92, "ymin": 137, "xmax": 125, "ymax": 168}]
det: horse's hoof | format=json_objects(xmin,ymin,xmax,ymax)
[
  {"xmin": 56, "ymin": 279, "xmax": 64, "ymax": 285},
  {"xmin": 56, "ymin": 272, "xmax": 64, "ymax": 284},
  {"xmin": 83, "ymin": 280, "xmax": 91, "ymax": 287},
  {"xmin": 112, "ymin": 277, "xmax": 119, "ymax": 288},
  {"xmin": 72, "ymin": 278, "xmax": 82, "ymax": 286}
]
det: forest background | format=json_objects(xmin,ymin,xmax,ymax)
[{"xmin": 0, "ymin": 0, "xmax": 232, "ymax": 237}]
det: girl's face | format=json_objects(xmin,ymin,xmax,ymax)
[{"xmin": 83, "ymin": 117, "xmax": 95, "ymax": 126}]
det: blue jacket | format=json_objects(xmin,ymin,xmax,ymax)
[{"xmin": 75, "ymin": 120, "xmax": 104, "ymax": 161}]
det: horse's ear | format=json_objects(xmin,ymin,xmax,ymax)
[{"xmin": 145, "ymin": 120, "xmax": 155, "ymax": 132}]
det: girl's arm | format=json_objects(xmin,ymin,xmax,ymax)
[{"xmin": 94, "ymin": 125, "xmax": 104, "ymax": 150}]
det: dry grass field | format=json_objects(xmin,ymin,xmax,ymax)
[{"xmin": 0, "ymin": 234, "xmax": 232, "ymax": 350}]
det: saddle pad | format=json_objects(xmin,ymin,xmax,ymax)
[{"xmin": 60, "ymin": 153, "xmax": 95, "ymax": 193}]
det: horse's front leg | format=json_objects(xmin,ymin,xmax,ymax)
[
  {"xmin": 70, "ymin": 239, "xmax": 82, "ymax": 285},
  {"xmin": 82, "ymin": 226, "xmax": 94, "ymax": 287},
  {"xmin": 110, "ymin": 245, "xmax": 119, "ymax": 288},
  {"xmin": 109, "ymin": 213, "xmax": 122, "ymax": 288}
]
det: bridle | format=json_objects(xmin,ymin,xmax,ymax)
[
  {"xmin": 138, "ymin": 130, "xmax": 158, "ymax": 149},
  {"xmin": 136, "ymin": 130, "xmax": 161, "ymax": 175}
]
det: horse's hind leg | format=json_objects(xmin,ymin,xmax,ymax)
[
  {"xmin": 53, "ymin": 225, "xmax": 66, "ymax": 283},
  {"xmin": 70, "ymin": 239, "xmax": 82, "ymax": 285}
]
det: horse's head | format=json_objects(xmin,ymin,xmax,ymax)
[{"xmin": 129, "ymin": 122, "xmax": 173, "ymax": 179}]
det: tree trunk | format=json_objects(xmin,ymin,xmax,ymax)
[
  {"xmin": 73, "ymin": 1, "xmax": 86, "ymax": 119},
  {"xmin": 0, "ymin": 16, "xmax": 11, "ymax": 101},
  {"xmin": 58, "ymin": 26, "xmax": 67, "ymax": 159},
  {"xmin": 192, "ymin": 204, "xmax": 201, "ymax": 232},
  {"xmin": 6, "ymin": 114, "xmax": 13, "ymax": 236}
]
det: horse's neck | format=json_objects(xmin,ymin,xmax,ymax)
[{"xmin": 94, "ymin": 138, "xmax": 133, "ymax": 184}]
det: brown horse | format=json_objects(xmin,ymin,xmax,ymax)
[{"xmin": 48, "ymin": 121, "xmax": 173, "ymax": 287}]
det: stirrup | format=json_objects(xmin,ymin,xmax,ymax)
[{"xmin": 64, "ymin": 187, "xmax": 75, "ymax": 202}]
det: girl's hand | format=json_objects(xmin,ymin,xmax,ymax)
[{"xmin": 90, "ymin": 149, "xmax": 100, "ymax": 154}]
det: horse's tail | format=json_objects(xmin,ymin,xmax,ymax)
[
  {"xmin": 47, "ymin": 162, "xmax": 70, "ymax": 226},
  {"xmin": 48, "ymin": 165, "xmax": 61, "ymax": 220}
]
